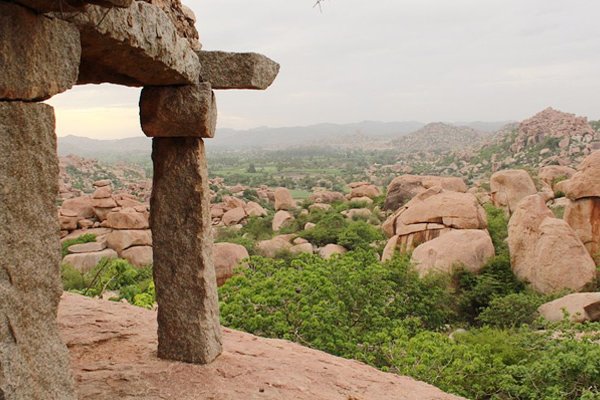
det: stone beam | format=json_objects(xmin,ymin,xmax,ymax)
[
  {"xmin": 57, "ymin": 2, "xmax": 200, "ymax": 86},
  {"xmin": 0, "ymin": 3, "xmax": 80, "ymax": 101},
  {"xmin": 150, "ymin": 137, "xmax": 222, "ymax": 364},
  {"xmin": 197, "ymin": 51, "xmax": 280, "ymax": 90},
  {"xmin": 0, "ymin": 102, "xmax": 76, "ymax": 399},
  {"xmin": 13, "ymin": 0, "xmax": 132, "ymax": 14},
  {"xmin": 140, "ymin": 83, "xmax": 217, "ymax": 138}
]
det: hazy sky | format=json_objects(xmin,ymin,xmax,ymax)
[{"xmin": 47, "ymin": 0, "xmax": 600, "ymax": 139}]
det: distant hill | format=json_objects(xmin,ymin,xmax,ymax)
[
  {"xmin": 57, "ymin": 119, "xmax": 515, "ymax": 162},
  {"xmin": 389, "ymin": 122, "xmax": 489, "ymax": 153}
]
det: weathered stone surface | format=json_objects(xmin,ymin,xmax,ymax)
[
  {"xmin": 538, "ymin": 165, "xmax": 576, "ymax": 191},
  {"xmin": 141, "ymin": 0, "xmax": 200, "ymax": 51},
  {"xmin": 60, "ymin": 293, "xmax": 465, "ymax": 400},
  {"xmin": 490, "ymin": 169, "xmax": 537, "ymax": 214},
  {"xmin": 508, "ymin": 195, "xmax": 596, "ymax": 294},
  {"xmin": 61, "ymin": 2, "xmax": 200, "ymax": 86},
  {"xmin": 381, "ymin": 235, "xmax": 400, "ymax": 262},
  {"xmin": 538, "ymin": 293, "xmax": 600, "ymax": 323},
  {"xmin": 411, "ymin": 230, "xmax": 495, "ymax": 276},
  {"xmin": 564, "ymin": 197, "xmax": 600, "ymax": 257},
  {"xmin": 0, "ymin": 102, "xmax": 76, "ymax": 399},
  {"xmin": 0, "ymin": 3, "xmax": 80, "ymax": 101},
  {"xmin": 222, "ymin": 207, "xmax": 247, "ymax": 226},
  {"xmin": 106, "ymin": 208, "xmax": 149, "ymax": 230},
  {"xmin": 67, "ymin": 241, "xmax": 107, "ymax": 254},
  {"xmin": 348, "ymin": 182, "xmax": 381, "ymax": 200},
  {"xmin": 245, "ymin": 201, "xmax": 267, "ymax": 217},
  {"xmin": 272, "ymin": 210, "xmax": 294, "ymax": 231},
  {"xmin": 290, "ymin": 243, "xmax": 314, "ymax": 255},
  {"xmin": 341, "ymin": 208, "xmax": 371, "ymax": 220},
  {"xmin": 319, "ymin": 244, "xmax": 347, "ymax": 259},
  {"xmin": 308, "ymin": 190, "xmax": 345, "ymax": 204},
  {"xmin": 197, "ymin": 51, "xmax": 280, "ymax": 90},
  {"xmin": 106, "ymin": 229, "xmax": 152, "ymax": 253},
  {"xmin": 62, "ymin": 248, "xmax": 118, "ymax": 272},
  {"xmin": 151, "ymin": 137, "xmax": 222, "ymax": 363},
  {"xmin": 61, "ymin": 196, "xmax": 95, "ymax": 219},
  {"xmin": 121, "ymin": 246, "xmax": 153, "ymax": 267},
  {"xmin": 274, "ymin": 187, "xmax": 296, "ymax": 211},
  {"xmin": 384, "ymin": 175, "xmax": 467, "ymax": 211},
  {"xmin": 565, "ymin": 150, "xmax": 600, "ymax": 200},
  {"xmin": 213, "ymin": 243, "xmax": 249, "ymax": 286},
  {"xmin": 14, "ymin": 0, "xmax": 132, "ymax": 13},
  {"xmin": 257, "ymin": 236, "xmax": 293, "ymax": 258},
  {"xmin": 140, "ymin": 83, "xmax": 217, "ymax": 138}
]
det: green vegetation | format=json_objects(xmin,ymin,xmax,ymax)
[
  {"xmin": 61, "ymin": 233, "xmax": 96, "ymax": 258},
  {"xmin": 62, "ymin": 258, "xmax": 155, "ymax": 309}
]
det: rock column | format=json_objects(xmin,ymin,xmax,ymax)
[
  {"xmin": 150, "ymin": 136, "xmax": 222, "ymax": 363},
  {"xmin": 0, "ymin": 103, "xmax": 76, "ymax": 399}
]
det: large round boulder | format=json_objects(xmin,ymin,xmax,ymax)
[
  {"xmin": 411, "ymin": 229, "xmax": 495, "ymax": 276},
  {"xmin": 490, "ymin": 169, "xmax": 537, "ymax": 214},
  {"xmin": 384, "ymin": 175, "xmax": 467, "ymax": 211},
  {"xmin": 274, "ymin": 187, "xmax": 296, "ymax": 211},
  {"xmin": 213, "ymin": 242, "xmax": 250, "ymax": 286}
]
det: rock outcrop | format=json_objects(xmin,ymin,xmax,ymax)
[
  {"xmin": 384, "ymin": 174, "xmax": 467, "ymax": 211},
  {"xmin": 508, "ymin": 195, "xmax": 596, "ymax": 294},
  {"xmin": 274, "ymin": 187, "xmax": 296, "ymax": 211},
  {"xmin": 382, "ymin": 187, "xmax": 487, "ymax": 253},
  {"xmin": 411, "ymin": 229, "xmax": 495, "ymax": 276},
  {"xmin": 197, "ymin": 51, "xmax": 280, "ymax": 90},
  {"xmin": 490, "ymin": 169, "xmax": 537, "ymax": 214},
  {"xmin": 213, "ymin": 242, "xmax": 249, "ymax": 286},
  {"xmin": 60, "ymin": 293, "xmax": 464, "ymax": 400},
  {"xmin": 538, "ymin": 293, "xmax": 600, "ymax": 323}
]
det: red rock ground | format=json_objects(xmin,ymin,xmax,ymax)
[{"xmin": 59, "ymin": 293, "xmax": 464, "ymax": 400}]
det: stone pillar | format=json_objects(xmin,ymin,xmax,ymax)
[
  {"xmin": 150, "ymin": 137, "xmax": 222, "ymax": 364},
  {"xmin": 0, "ymin": 102, "xmax": 76, "ymax": 399}
]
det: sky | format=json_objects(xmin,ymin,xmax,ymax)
[{"xmin": 47, "ymin": 0, "xmax": 600, "ymax": 139}]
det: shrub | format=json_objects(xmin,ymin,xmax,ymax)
[
  {"xmin": 477, "ymin": 292, "xmax": 548, "ymax": 328},
  {"xmin": 299, "ymin": 212, "xmax": 348, "ymax": 246},
  {"xmin": 484, "ymin": 204, "xmax": 508, "ymax": 255},
  {"xmin": 337, "ymin": 221, "xmax": 384, "ymax": 250}
]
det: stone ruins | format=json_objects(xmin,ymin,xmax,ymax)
[{"xmin": 0, "ymin": 1, "xmax": 278, "ymax": 398}]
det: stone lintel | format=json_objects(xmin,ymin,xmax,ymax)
[
  {"xmin": 140, "ymin": 83, "xmax": 217, "ymax": 138},
  {"xmin": 196, "ymin": 50, "xmax": 280, "ymax": 90},
  {"xmin": 14, "ymin": 0, "xmax": 132, "ymax": 13},
  {"xmin": 56, "ymin": 2, "xmax": 200, "ymax": 87},
  {"xmin": 0, "ymin": 2, "xmax": 80, "ymax": 101},
  {"xmin": 150, "ymin": 137, "xmax": 223, "ymax": 364}
]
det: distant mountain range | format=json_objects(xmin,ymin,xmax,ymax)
[{"xmin": 57, "ymin": 120, "xmax": 513, "ymax": 162}]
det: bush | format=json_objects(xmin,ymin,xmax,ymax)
[
  {"xmin": 484, "ymin": 204, "xmax": 508, "ymax": 255},
  {"xmin": 477, "ymin": 292, "xmax": 548, "ymax": 328},
  {"xmin": 299, "ymin": 212, "xmax": 348, "ymax": 246},
  {"xmin": 62, "ymin": 258, "xmax": 155, "ymax": 308}
]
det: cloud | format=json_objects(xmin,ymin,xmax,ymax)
[{"xmin": 48, "ymin": 0, "xmax": 600, "ymax": 138}]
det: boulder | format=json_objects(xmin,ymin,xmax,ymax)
[
  {"xmin": 61, "ymin": 196, "xmax": 95, "ymax": 219},
  {"xmin": 564, "ymin": 197, "xmax": 600, "ymax": 257},
  {"xmin": 222, "ymin": 207, "xmax": 247, "ymax": 226},
  {"xmin": 490, "ymin": 169, "xmax": 537, "ymax": 214},
  {"xmin": 106, "ymin": 208, "xmax": 149, "ymax": 230},
  {"xmin": 538, "ymin": 165, "xmax": 576, "ymax": 191},
  {"xmin": 538, "ymin": 293, "xmax": 600, "ymax": 323},
  {"xmin": 272, "ymin": 210, "xmax": 294, "ymax": 231},
  {"xmin": 245, "ymin": 201, "xmax": 267, "ymax": 217},
  {"xmin": 93, "ymin": 179, "xmax": 112, "ymax": 187},
  {"xmin": 257, "ymin": 237, "xmax": 293, "ymax": 257},
  {"xmin": 348, "ymin": 183, "xmax": 381, "ymax": 199},
  {"xmin": 0, "ymin": 2, "xmax": 80, "ymax": 101},
  {"xmin": 140, "ymin": 83, "xmax": 217, "ymax": 138},
  {"xmin": 564, "ymin": 150, "xmax": 600, "ymax": 200},
  {"xmin": 139, "ymin": 0, "xmax": 200, "ymax": 51},
  {"xmin": 60, "ymin": 2, "xmax": 200, "ymax": 86},
  {"xmin": 384, "ymin": 175, "xmax": 467, "ymax": 211},
  {"xmin": 61, "ymin": 228, "xmax": 112, "ymax": 243},
  {"xmin": 121, "ymin": 246, "xmax": 153, "ymax": 267},
  {"xmin": 309, "ymin": 203, "xmax": 332, "ymax": 212},
  {"xmin": 67, "ymin": 241, "xmax": 107, "ymax": 254},
  {"xmin": 342, "ymin": 208, "xmax": 372, "ymax": 220},
  {"xmin": 196, "ymin": 51, "xmax": 280, "ymax": 90},
  {"xmin": 308, "ymin": 190, "xmax": 345, "ymax": 204},
  {"xmin": 318, "ymin": 244, "xmax": 347, "ymax": 259},
  {"xmin": 106, "ymin": 229, "xmax": 152, "ymax": 253},
  {"xmin": 92, "ymin": 185, "xmax": 112, "ymax": 199},
  {"xmin": 411, "ymin": 230, "xmax": 495, "ymax": 276},
  {"xmin": 213, "ymin": 243, "xmax": 249, "ymax": 286},
  {"xmin": 290, "ymin": 243, "xmax": 314, "ymax": 255},
  {"xmin": 508, "ymin": 195, "xmax": 596, "ymax": 294},
  {"xmin": 381, "ymin": 235, "xmax": 400, "ymax": 262},
  {"xmin": 15, "ymin": 0, "xmax": 131, "ymax": 12},
  {"xmin": 274, "ymin": 187, "xmax": 296, "ymax": 211},
  {"xmin": 62, "ymin": 249, "xmax": 118, "ymax": 272},
  {"xmin": 304, "ymin": 222, "xmax": 316, "ymax": 230}
]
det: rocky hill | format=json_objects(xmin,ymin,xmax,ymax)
[
  {"xmin": 390, "ymin": 122, "xmax": 488, "ymax": 153},
  {"xmin": 60, "ymin": 293, "xmax": 464, "ymax": 400}
]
